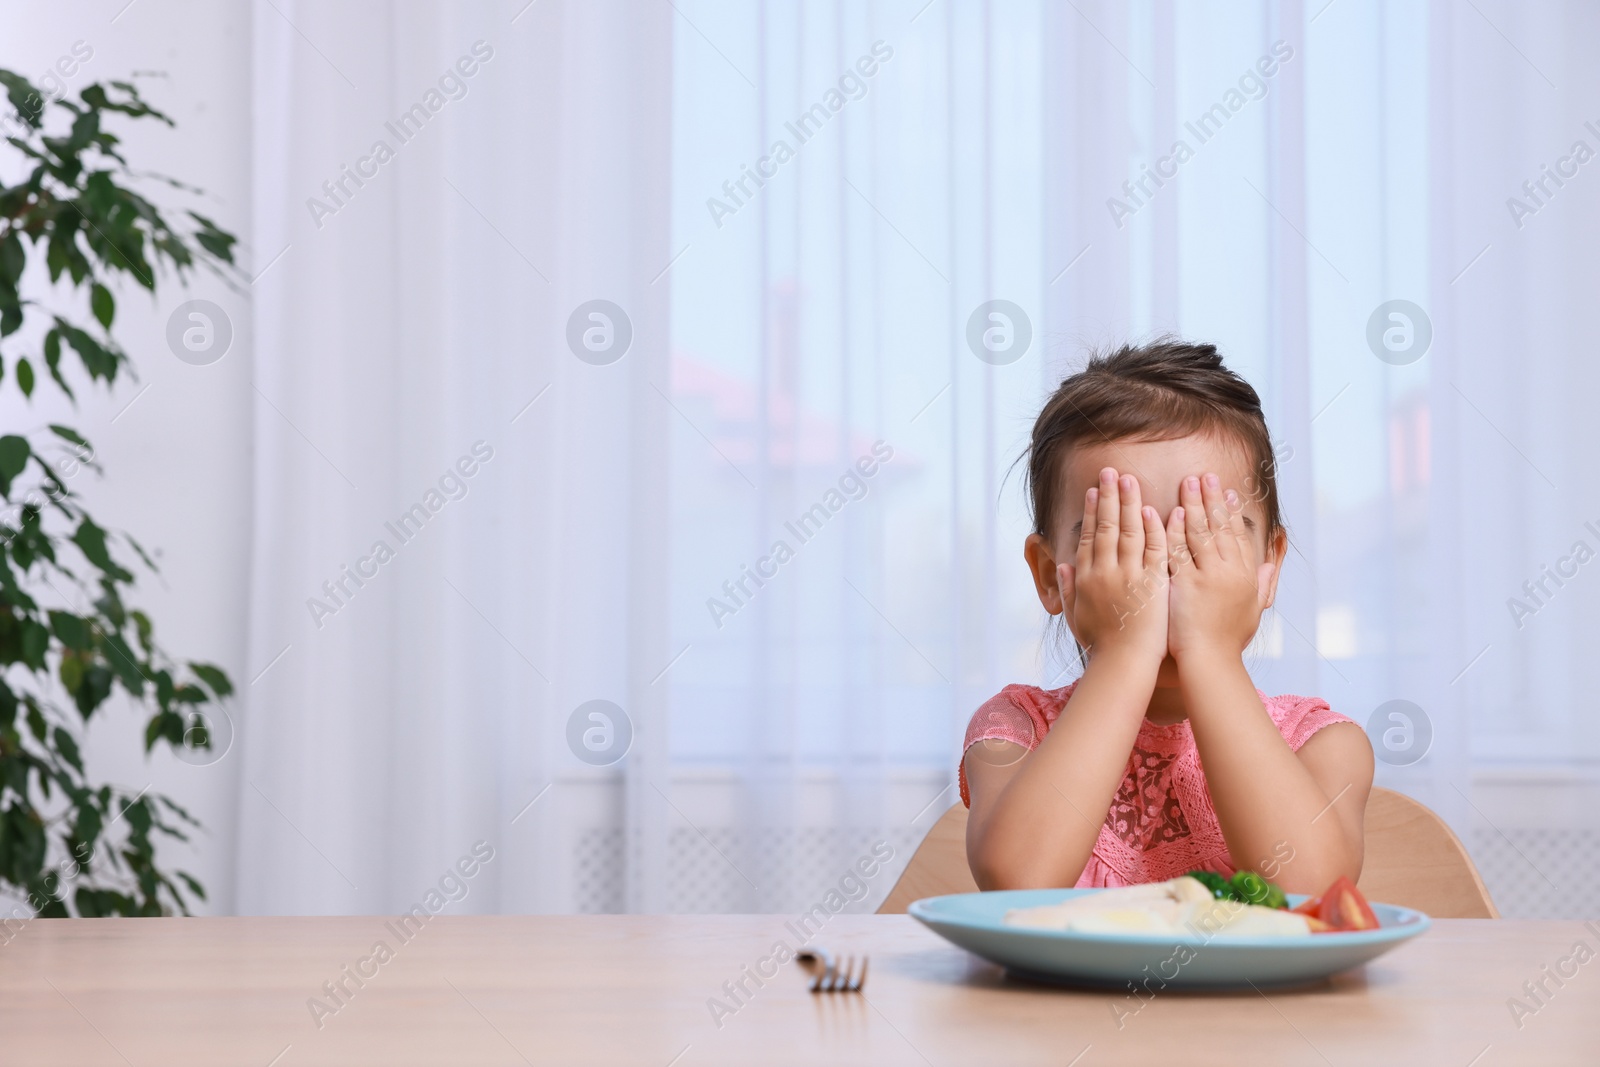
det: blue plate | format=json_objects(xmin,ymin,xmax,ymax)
[{"xmin": 908, "ymin": 888, "xmax": 1431, "ymax": 989}]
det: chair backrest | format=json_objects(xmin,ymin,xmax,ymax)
[
  {"xmin": 876, "ymin": 786, "xmax": 1499, "ymax": 918},
  {"xmin": 877, "ymin": 802, "xmax": 976, "ymax": 914},
  {"xmin": 1358, "ymin": 786, "xmax": 1499, "ymax": 917}
]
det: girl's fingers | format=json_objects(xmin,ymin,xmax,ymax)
[
  {"xmin": 1117, "ymin": 473, "xmax": 1144, "ymax": 566},
  {"xmin": 1179, "ymin": 475, "xmax": 1212, "ymax": 565},
  {"xmin": 1165, "ymin": 505, "xmax": 1187, "ymax": 576},
  {"xmin": 1094, "ymin": 467, "xmax": 1120, "ymax": 567},
  {"xmin": 1076, "ymin": 486, "xmax": 1098, "ymax": 572},
  {"xmin": 1058, "ymin": 561, "xmax": 1076, "ymax": 613},
  {"xmin": 1199, "ymin": 473, "xmax": 1233, "ymax": 562},
  {"xmin": 1141, "ymin": 504, "xmax": 1166, "ymax": 574}
]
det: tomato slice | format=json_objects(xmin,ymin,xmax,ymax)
[
  {"xmin": 1318, "ymin": 876, "xmax": 1380, "ymax": 931},
  {"xmin": 1290, "ymin": 895, "xmax": 1321, "ymax": 916}
]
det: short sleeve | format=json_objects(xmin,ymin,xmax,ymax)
[
  {"xmin": 963, "ymin": 689, "xmax": 1044, "ymax": 753},
  {"xmin": 958, "ymin": 685, "xmax": 1056, "ymax": 808},
  {"xmin": 1268, "ymin": 693, "xmax": 1360, "ymax": 751}
]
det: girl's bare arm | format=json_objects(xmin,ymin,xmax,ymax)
[
  {"xmin": 966, "ymin": 470, "xmax": 1169, "ymax": 889},
  {"xmin": 1179, "ymin": 656, "xmax": 1373, "ymax": 891},
  {"xmin": 965, "ymin": 648, "xmax": 1158, "ymax": 888},
  {"xmin": 1168, "ymin": 473, "xmax": 1373, "ymax": 892}
]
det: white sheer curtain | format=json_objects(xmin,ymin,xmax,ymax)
[
  {"xmin": 236, "ymin": 0, "xmax": 1600, "ymax": 918},
  {"xmin": 241, "ymin": 0, "xmax": 675, "ymax": 913}
]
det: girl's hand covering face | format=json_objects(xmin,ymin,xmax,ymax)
[
  {"xmin": 1058, "ymin": 468, "xmax": 1171, "ymax": 667},
  {"xmin": 1165, "ymin": 472, "xmax": 1274, "ymax": 661}
]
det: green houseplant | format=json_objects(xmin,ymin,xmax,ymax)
[{"xmin": 0, "ymin": 70, "xmax": 239, "ymax": 917}]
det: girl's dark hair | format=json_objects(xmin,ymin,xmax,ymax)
[{"xmin": 1026, "ymin": 339, "xmax": 1284, "ymax": 542}]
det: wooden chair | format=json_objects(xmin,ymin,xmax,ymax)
[{"xmin": 878, "ymin": 786, "xmax": 1499, "ymax": 918}]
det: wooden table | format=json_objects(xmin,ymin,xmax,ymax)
[{"xmin": 2, "ymin": 915, "xmax": 1597, "ymax": 1064}]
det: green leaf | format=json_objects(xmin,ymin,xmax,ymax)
[
  {"xmin": 97, "ymin": 584, "xmax": 128, "ymax": 629},
  {"xmin": 59, "ymin": 321, "xmax": 121, "ymax": 381},
  {"xmin": 189, "ymin": 212, "xmax": 238, "ymax": 264},
  {"xmin": 124, "ymin": 534, "xmax": 158, "ymax": 573},
  {"xmin": 16, "ymin": 357, "xmax": 33, "ymax": 397},
  {"xmin": 68, "ymin": 108, "xmax": 100, "ymax": 152},
  {"xmin": 53, "ymin": 726, "xmax": 83, "ymax": 772},
  {"xmin": 75, "ymin": 887, "xmax": 105, "ymax": 918},
  {"xmin": 42, "ymin": 329, "xmax": 73, "ymax": 398},
  {"xmin": 189, "ymin": 662, "xmax": 233, "ymax": 699},
  {"xmin": 72, "ymin": 517, "xmax": 132, "ymax": 581},
  {"xmin": 144, "ymin": 712, "xmax": 167, "ymax": 751},
  {"xmin": 20, "ymin": 619, "xmax": 48, "ymax": 670},
  {"xmin": 154, "ymin": 669, "xmax": 173, "ymax": 707},
  {"xmin": 0, "ymin": 231, "xmax": 24, "ymax": 286},
  {"xmin": 90, "ymin": 283, "xmax": 114, "ymax": 329},
  {"xmin": 4, "ymin": 755, "xmax": 27, "ymax": 798},
  {"xmin": 49, "ymin": 424, "xmax": 90, "ymax": 449},
  {"xmin": 158, "ymin": 794, "xmax": 200, "ymax": 827},
  {"xmin": 74, "ymin": 664, "xmax": 114, "ymax": 718},
  {"xmin": 60, "ymin": 651, "xmax": 85, "ymax": 692},
  {"xmin": 0, "ymin": 434, "xmax": 29, "ymax": 495},
  {"xmin": 101, "ymin": 632, "xmax": 146, "ymax": 694},
  {"xmin": 73, "ymin": 804, "xmax": 103, "ymax": 853},
  {"xmin": 49, "ymin": 611, "xmax": 92, "ymax": 651},
  {"xmin": 183, "ymin": 713, "xmax": 209, "ymax": 749},
  {"xmin": 32, "ymin": 893, "xmax": 69, "ymax": 919},
  {"xmin": 131, "ymin": 610, "xmax": 153, "ymax": 653},
  {"xmin": 45, "ymin": 232, "xmax": 68, "ymax": 283},
  {"xmin": 122, "ymin": 796, "xmax": 151, "ymax": 835},
  {"xmin": 0, "ymin": 70, "xmax": 44, "ymax": 129}
]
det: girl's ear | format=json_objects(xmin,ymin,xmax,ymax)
[
  {"xmin": 1023, "ymin": 533, "xmax": 1066, "ymax": 615},
  {"xmin": 1258, "ymin": 527, "xmax": 1288, "ymax": 608}
]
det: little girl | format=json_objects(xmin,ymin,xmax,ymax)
[{"xmin": 963, "ymin": 341, "xmax": 1373, "ymax": 894}]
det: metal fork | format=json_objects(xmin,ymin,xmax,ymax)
[{"xmin": 796, "ymin": 948, "xmax": 868, "ymax": 992}]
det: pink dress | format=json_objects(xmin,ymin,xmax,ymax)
[{"xmin": 958, "ymin": 681, "xmax": 1357, "ymax": 888}]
